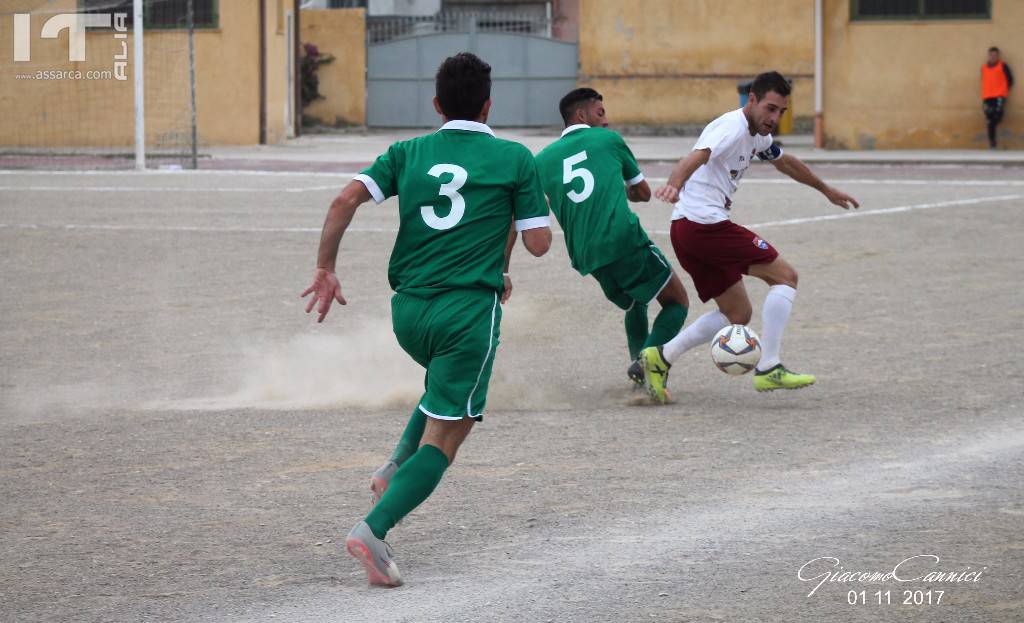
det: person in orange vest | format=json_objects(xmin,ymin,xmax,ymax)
[{"xmin": 982, "ymin": 46, "xmax": 1014, "ymax": 149}]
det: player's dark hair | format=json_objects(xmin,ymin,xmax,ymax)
[
  {"xmin": 749, "ymin": 71, "xmax": 792, "ymax": 100},
  {"xmin": 435, "ymin": 52, "xmax": 492, "ymax": 121},
  {"xmin": 988, "ymin": 46, "xmax": 1000, "ymax": 53},
  {"xmin": 559, "ymin": 87, "xmax": 603, "ymax": 124}
]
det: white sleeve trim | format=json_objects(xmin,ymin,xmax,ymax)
[
  {"xmin": 354, "ymin": 173, "xmax": 385, "ymax": 204},
  {"xmin": 626, "ymin": 172, "xmax": 645, "ymax": 187},
  {"xmin": 515, "ymin": 215, "xmax": 550, "ymax": 232}
]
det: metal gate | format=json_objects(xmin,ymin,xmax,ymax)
[{"xmin": 367, "ymin": 31, "xmax": 578, "ymax": 127}]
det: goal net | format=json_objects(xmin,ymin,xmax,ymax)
[{"xmin": 1, "ymin": 0, "xmax": 201, "ymax": 170}]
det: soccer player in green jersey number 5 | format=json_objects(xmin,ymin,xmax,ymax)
[
  {"xmin": 301, "ymin": 52, "xmax": 552, "ymax": 587},
  {"xmin": 535, "ymin": 88, "xmax": 690, "ymax": 401}
]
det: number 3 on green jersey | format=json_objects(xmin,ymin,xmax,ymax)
[
  {"xmin": 422, "ymin": 163, "xmax": 468, "ymax": 230},
  {"xmin": 355, "ymin": 122, "xmax": 549, "ymax": 297}
]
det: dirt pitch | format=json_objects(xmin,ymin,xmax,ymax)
[{"xmin": 1, "ymin": 164, "xmax": 1022, "ymax": 623}]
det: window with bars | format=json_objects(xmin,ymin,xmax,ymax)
[
  {"xmin": 852, "ymin": 0, "xmax": 989, "ymax": 20},
  {"xmin": 79, "ymin": 0, "xmax": 219, "ymax": 29}
]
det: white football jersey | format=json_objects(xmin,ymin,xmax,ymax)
[{"xmin": 672, "ymin": 108, "xmax": 782, "ymax": 224}]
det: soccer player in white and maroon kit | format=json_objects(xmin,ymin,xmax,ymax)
[{"xmin": 640, "ymin": 71, "xmax": 859, "ymax": 398}]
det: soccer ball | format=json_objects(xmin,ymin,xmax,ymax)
[{"xmin": 710, "ymin": 325, "xmax": 762, "ymax": 375}]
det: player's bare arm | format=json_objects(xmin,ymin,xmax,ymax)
[
  {"xmin": 627, "ymin": 179, "xmax": 652, "ymax": 202},
  {"xmin": 301, "ymin": 179, "xmax": 373, "ymax": 322},
  {"xmin": 501, "ymin": 222, "xmax": 517, "ymax": 304},
  {"xmin": 520, "ymin": 191, "xmax": 553, "ymax": 256},
  {"xmin": 655, "ymin": 148, "xmax": 711, "ymax": 204},
  {"xmin": 521, "ymin": 225, "xmax": 552, "ymax": 256},
  {"xmin": 771, "ymin": 153, "xmax": 860, "ymax": 210},
  {"xmin": 502, "ymin": 202, "xmax": 552, "ymax": 303}
]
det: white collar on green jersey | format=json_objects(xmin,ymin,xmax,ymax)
[
  {"xmin": 439, "ymin": 120, "xmax": 495, "ymax": 136},
  {"xmin": 561, "ymin": 124, "xmax": 590, "ymax": 137}
]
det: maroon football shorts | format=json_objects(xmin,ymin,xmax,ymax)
[{"xmin": 670, "ymin": 218, "xmax": 779, "ymax": 302}]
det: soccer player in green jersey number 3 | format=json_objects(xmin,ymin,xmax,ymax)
[
  {"xmin": 302, "ymin": 53, "xmax": 552, "ymax": 587},
  {"xmin": 535, "ymin": 88, "xmax": 691, "ymax": 401}
]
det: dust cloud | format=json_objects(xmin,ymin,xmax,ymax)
[{"xmin": 163, "ymin": 321, "xmax": 424, "ymax": 411}]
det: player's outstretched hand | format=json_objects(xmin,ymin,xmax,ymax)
[
  {"xmin": 501, "ymin": 274, "xmax": 513, "ymax": 304},
  {"xmin": 654, "ymin": 184, "xmax": 681, "ymax": 204},
  {"xmin": 825, "ymin": 186, "xmax": 860, "ymax": 210},
  {"xmin": 301, "ymin": 268, "xmax": 346, "ymax": 323}
]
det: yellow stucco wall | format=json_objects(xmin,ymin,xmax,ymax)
[
  {"xmin": 578, "ymin": 0, "xmax": 815, "ymax": 126},
  {"xmin": 823, "ymin": 0, "xmax": 1022, "ymax": 149},
  {"xmin": 1, "ymin": 1, "xmax": 289, "ymax": 148},
  {"xmin": 300, "ymin": 8, "xmax": 366, "ymax": 126}
]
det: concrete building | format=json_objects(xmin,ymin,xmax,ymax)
[
  {"xmin": 302, "ymin": 0, "xmax": 1021, "ymax": 149},
  {"xmin": 1, "ymin": 0, "xmax": 297, "ymax": 147},
  {"xmin": 3, "ymin": 0, "xmax": 1018, "ymax": 149}
]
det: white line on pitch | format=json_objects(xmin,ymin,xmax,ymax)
[
  {"xmin": 1, "ymin": 194, "xmax": 1019, "ymax": 236},
  {"xmin": 0, "ymin": 185, "xmax": 340, "ymax": 193},
  {"xmin": 643, "ymin": 177, "xmax": 1024, "ymax": 186},
  {"xmin": 0, "ymin": 223, "xmax": 368, "ymax": 234},
  {"xmin": 3, "ymin": 169, "xmax": 1024, "ymax": 187},
  {"xmin": 1, "ymin": 178, "xmax": 1023, "ymax": 195},
  {"xmin": 0, "ymin": 169, "xmax": 358, "ymax": 178},
  {"xmin": 644, "ymin": 194, "xmax": 1023, "ymax": 235},
  {"xmin": 746, "ymin": 194, "xmax": 1023, "ymax": 228}
]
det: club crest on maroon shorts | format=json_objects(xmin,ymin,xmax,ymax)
[{"xmin": 753, "ymin": 237, "xmax": 770, "ymax": 250}]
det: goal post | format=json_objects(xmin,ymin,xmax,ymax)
[{"xmin": 133, "ymin": 0, "xmax": 144, "ymax": 170}]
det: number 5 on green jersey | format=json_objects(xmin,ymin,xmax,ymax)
[
  {"xmin": 563, "ymin": 150, "xmax": 594, "ymax": 203},
  {"xmin": 535, "ymin": 126, "xmax": 648, "ymax": 276}
]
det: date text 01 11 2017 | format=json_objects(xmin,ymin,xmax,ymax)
[{"xmin": 848, "ymin": 589, "xmax": 945, "ymax": 606}]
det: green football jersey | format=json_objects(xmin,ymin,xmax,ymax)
[
  {"xmin": 357, "ymin": 120, "xmax": 550, "ymax": 298},
  {"xmin": 534, "ymin": 125, "xmax": 649, "ymax": 275}
]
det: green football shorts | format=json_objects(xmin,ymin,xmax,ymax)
[
  {"xmin": 391, "ymin": 288, "xmax": 501, "ymax": 421},
  {"xmin": 590, "ymin": 243, "xmax": 673, "ymax": 311}
]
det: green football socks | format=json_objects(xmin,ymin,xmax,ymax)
[
  {"xmin": 644, "ymin": 303, "xmax": 687, "ymax": 350},
  {"xmin": 365, "ymin": 444, "xmax": 449, "ymax": 539},
  {"xmin": 624, "ymin": 302, "xmax": 650, "ymax": 360},
  {"xmin": 388, "ymin": 406, "xmax": 427, "ymax": 466}
]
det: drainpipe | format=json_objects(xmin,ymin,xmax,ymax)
[
  {"xmin": 294, "ymin": 0, "xmax": 301, "ymax": 137},
  {"xmin": 259, "ymin": 0, "xmax": 267, "ymax": 144},
  {"xmin": 814, "ymin": 0, "xmax": 824, "ymax": 148}
]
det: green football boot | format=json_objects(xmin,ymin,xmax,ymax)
[
  {"xmin": 639, "ymin": 346, "xmax": 672, "ymax": 404},
  {"xmin": 753, "ymin": 363, "xmax": 816, "ymax": 392}
]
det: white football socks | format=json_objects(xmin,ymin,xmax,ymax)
[
  {"xmin": 661, "ymin": 310, "xmax": 729, "ymax": 363},
  {"xmin": 756, "ymin": 284, "xmax": 796, "ymax": 372}
]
